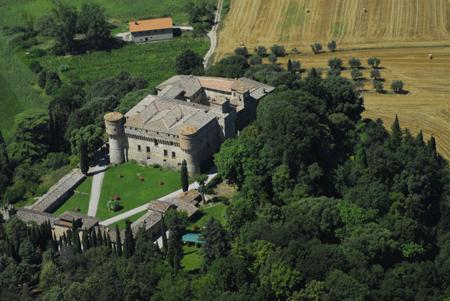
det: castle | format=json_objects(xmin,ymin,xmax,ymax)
[{"xmin": 104, "ymin": 75, "xmax": 274, "ymax": 173}]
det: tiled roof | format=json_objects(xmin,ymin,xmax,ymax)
[
  {"xmin": 177, "ymin": 190, "xmax": 201, "ymax": 205},
  {"xmin": 147, "ymin": 200, "xmax": 174, "ymax": 213},
  {"xmin": 56, "ymin": 211, "xmax": 99, "ymax": 230},
  {"xmin": 198, "ymin": 77, "xmax": 234, "ymax": 92},
  {"xmin": 129, "ymin": 17, "xmax": 173, "ymax": 33},
  {"xmin": 15, "ymin": 208, "xmax": 56, "ymax": 225},
  {"xmin": 131, "ymin": 211, "xmax": 162, "ymax": 234},
  {"xmin": 125, "ymin": 95, "xmax": 216, "ymax": 135}
]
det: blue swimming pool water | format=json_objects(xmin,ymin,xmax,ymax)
[{"xmin": 182, "ymin": 232, "xmax": 204, "ymax": 244}]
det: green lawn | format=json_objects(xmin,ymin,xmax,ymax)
[
  {"xmin": 37, "ymin": 36, "xmax": 209, "ymax": 88},
  {"xmin": 108, "ymin": 211, "xmax": 147, "ymax": 230},
  {"xmin": 189, "ymin": 203, "xmax": 228, "ymax": 230},
  {"xmin": 0, "ymin": 33, "xmax": 49, "ymax": 139},
  {"xmin": 96, "ymin": 162, "xmax": 182, "ymax": 220},
  {"xmin": 52, "ymin": 176, "xmax": 93, "ymax": 216},
  {"xmin": 182, "ymin": 245, "xmax": 203, "ymax": 271}
]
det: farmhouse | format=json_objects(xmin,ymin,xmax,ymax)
[
  {"xmin": 104, "ymin": 76, "xmax": 274, "ymax": 173},
  {"xmin": 129, "ymin": 17, "xmax": 174, "ymax": 43}
]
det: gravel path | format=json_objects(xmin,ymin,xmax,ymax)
[
  {"xmin": 203, "ymin": 0, "xmax": 224, "ymax": 68},
  {"xmin": 87, "ymin": 165, "xmax": 108, "ymax": 217},
  {"xmin": 99, "ymin": 172, "xmax": 217, "ymax": 226}
]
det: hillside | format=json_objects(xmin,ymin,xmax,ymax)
[{"xmin": 216, "ymin": 0, "xmax": 450, "ymax": 56}]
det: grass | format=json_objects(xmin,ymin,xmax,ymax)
[
  {"xmin": 182, "ymin": 245, "xmax": 203, "ymax": 271},
  {"xmin": 0, "ymin": 33, "xmax": 49, "ymax": 139},
  {"xmin": 189, "ymin": 203, "xmax": 228, "ymax": 230},
  {"xmin": 0, "ymin": 0, "xmax": 216, "ymax": 30},
  {"xmin": 37, "ymin": 36, "xmax": 209, "ymax": 89},
  {"xmin": 52, "ymin": 176, "xmax": 93, "ymax": 216},
  {"xmin": 96, "ymin": 162, "xmax": 182, "ymax": 220},
  {"xmin": 108, "ymin": 211, "xmax": 147, "ymax": 230}
]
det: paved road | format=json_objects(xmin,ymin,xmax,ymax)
[
  {"xmin": 99, "ymin": 172, "xmax": 217, "ymax": 226},
  {"xmin": 87, "ymin": 165, "xmax": 108, "ymax": 217},
  {"xmin": 203, "ymin": 0, "xmax": 224, "ymax": 68}
]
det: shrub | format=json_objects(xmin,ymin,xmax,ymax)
[
  {"xmin": 368, "ymin": 56, "xmax": 381, "ymax": 68},
  {"xmin": 327, "ymin": 68, "xmax": 341, "ymax": 77},
  {"xmin": 271, "ymin": 44, "xmax": 286, "ymax": 57},
  {"xmin": 108, "ymin": 200, "xmax": 121, "ymax": 211},
  {"xmin": 234, "ymin": 47, "xmax": 249, "ymax": 57},
  {"xmin": 255, "ymin": 46, "xmax": 267, "ymax": 57},
  {"xmin": 327, "ymin": 40, "xmax": 337, "ymax": 52},
  {"xmin": 348, "ymin": 57, "xmax": 362, "ymax": 69},
  {"xmin": 249, "ymin": 55, "xmax": 263, "ymax": 65},
  {"xmin": 291, "ymin": 48, "xmax": 300, "ymax": 55},
  {"xmin": 29, "ymin": 48, "xmax": 47, "ymax": 57},
  {"xmin": 311, "ymin": 43, "xmax": 322, "ymax": 54},
  {"xmin": 42, "ymin": 152, "xmax": 69, "ymax": 170},
  {"xmin": 328, "ymin": 57, "xmax": 343, "ymax": 70},
  {"xmin": 29, "ymin": 60, "xmax": 42, "ymax": 73},
  {"xmin": 373, "ymin": 80, "xmax": 384, "ymax": 93},
  {"xmin": 291, "ymin": 60, "xmax": 301, "ymax": 72},
  {"xmin": 268, "ymin": 54, "xmax": 278, "ymax": 64},
  {"xmin": 45, "ymin": 71, "xmax": 62, "ymax": 95},
  {"xmin": 351, "ymin": 68, "xmax": 363, "ymax": 81},
  {"xmin": 58, "ymin": 64, "xmax": 70, "ymax": 73},
  {"xmin": 370, "ymin": 69, "xmax": 381, "ymax": 80},
  {"xmin": 38, "ymin": 70, "xmax": 47, "ymax": 89},
  {"xmin": 391, "ymin": 80, "xmax": 404, "ymax": 93}
]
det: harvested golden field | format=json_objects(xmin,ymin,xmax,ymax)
[
  {"xmin": 274, "ymin": 46, "xmax": 450, "ymax": 160},
  {"xmin": 216, "ymin": 0, "xmax": 450, "ymax": 57}
]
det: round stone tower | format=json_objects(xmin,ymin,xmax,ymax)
[
  {"xmin": 179, "ymin": 126, "xmax": 200, "ymax": 174},
  {"xmin": 104, "ymin": 112, "xmax": 126, "ymax": 165}
]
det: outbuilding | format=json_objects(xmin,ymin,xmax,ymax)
[{"xmin": 129, "ymin": 17, "xmax": 174, "ymax": 43}]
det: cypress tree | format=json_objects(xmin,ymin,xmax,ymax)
[
  {"xmin": 123, "ymin": 221, "xmax": 135, "ymax": 258},
  {"xmin": 166, "ymin": 230, "xmax": 183, "ymax": 272},
  {"xmin": 91, "ymin": 228, "xmax": 98, "ymax": 247},
  {"xmin": 82, "ymin": 230, "xmax": 90, "ymax": 251},
  {"xmin": 106, "ymin": 232, "xmax": 112, "ymax": 250},
  {"xmin": 62, "ymin": 232, "xmax": 68, "ymax": 246},
  {"xmin": 115, "ymin": 225, "xmax": 122, "ymax": 256},
  {"xmin": 79, "ymin": 139, "xmax": 89, "ymax": 175},
  {"xmin": 161, "ymin": 217, "xmax": 168, "ymax": 254},
  {"xmin": 181, "ymin": 160, "xmax": 189, "ymax": 192},
  {"xmin": 0, "ymin": 130, "xmax": 11, "ymax": 197},
  {"xmin": 202, "ymin": 217, "xmax": 231, "ymax": 266},
  {"xmin": 287, "ymin": 59, "xmax": 293, "ymax": 72},
  {"xmin": 390, "ymin": 114, "xmax": 402, "ymax": 145},
  {"xmin": 97, "ymin": 229, "xmax": 103, "ymax": 246},
  {"xmin": 73, "ymin": 230, "xmax": 82, "ymax": 253},
  {"xmin": 427, "ymin": 136, "xmax": 437, "ymax": 157},
  {"xmin": 415, "ymin": 130, "xmax": 424, "ymax": 146}
]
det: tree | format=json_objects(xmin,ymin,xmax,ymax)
[
  {"xmin": 328, "ymin": 57, "xmax": 343, "ymax": 70},
  {"xmin": 175, "ymin": 50, "xmax": 204, "ymax": 75},
  {"xmin": 29, "ymin": 60, "xmax": 42, "ymax": 73},
  {"xmin": 123, "ymin": 221, "xmax": 135, "ymax": 258},
  {"xmin": 271, "ymin": 44, "xmax": 286, "ymax": 57},
  {"xmin": 291, "ymin": 60, "xmax": 301, "ymax": 72},
  {"xmin": 181, "ymin": 160, "xmax": 189, "ymax": 192},
  {"xmin": 311, "ymin": 43, "xmax": 322, "ymax": 54},
  {"xmin": 202, "ymin": 218, "xmax": 230, "ymax": 265},
  {"xmin": 45, "ymin": 71, "xmax": 62, "ymax": 95},
  {"xmin": 165, "ymin": 209, "xmax": 187, "ymax": 272},
  {"xmin": 206, "ymin": 55, "xmax": 249, "ymax": 78},
  {"xmin": 327, "ymin": 40, "xmax": 337, "ymax": 52},
  {"xmin": 0, "ymin": 131, "xmax": 11, "ymax": 198},
  {"xmin": 367, "ymin": 56, "xmax": 381, "ymax": 68},
  {"xmin": 391, "ymin": 80, "xmax": 404, "ymax": 93},
  {"xmin": 370, "ymin": 69, "xmax": 381, "ymax": 80},
  {"xmin": 351, "ymin": 68, "xmax": 363, "ymax": 81},
  {"xmin": 79, "ymin": 139, "xmax": 89, "ymax": 174},
  {"xmin": 255, "ymin": 46, "xmax": 267, "ymax": 57},
  {"xmin": 115, "ymin": 224, "xmax": 122, "ymax": 256},
  {"xmin": 38, "ymin": 70, "xmax": 47, "ymax": 88},
  {"xmin": 234, "ymin": 47, "xmax": 249, "ymax": 57},
  {"xmin": 77, "ymin": 3, "xmax": 111, "ymax": 50},
  {"xmin": 348, "ymin": 57, "xmax": 361, "ymax": 69},
  {"xmin": 249, "ymin": 55, "xmax": 263, "ymax": 65},
  {"xmin": 268, "ymin": 54, "xmax": 278, "ymax": 65},
  {"xmin": 48, "ymin": 1, "xmax": 78, "ymax": 54},
  {"xmin": 7, "ymin": 109, "xmax": 50, "ymax": 163},
  {"xmin": 373, "ymin": 80, "xmax": 384, "ymax": 93}
]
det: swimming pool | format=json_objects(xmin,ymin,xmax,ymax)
[{"xmin": 182, "ymin": 232, "xmax": 204, "ymax": 244}]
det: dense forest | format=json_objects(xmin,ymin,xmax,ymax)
[{"xmin": 1, "ymin": 52, "xmax": 450, "ymax": 300}]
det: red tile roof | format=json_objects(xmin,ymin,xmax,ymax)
[{"xmin": 129, "ymin": 17, "xmax": 173, "ymax": 33}]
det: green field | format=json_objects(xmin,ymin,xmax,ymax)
[
  {"xmin": 188, "ymin": 203, "xmax": 228, "ymax": 230},
  {"xmin": 0, "ymin": 33, "xmax": 49, "ymax": 139},
  {"xmin": 97, "ymin": 162, "xmax": 182, "ymax": 220},
  {"xmin": 53, "ymin": 176, "xmax": 93, "ymax": 216},
  {"xmin": 38, "ymin": 37, "xmax": 209, "ymax": 88},
  {"xmin": 182, "ymin": 245, "xmax": 202, "ymax": 271},
  {"xmin": 0, "ymin": 0, "xmax": 216, "ymax": 30}
]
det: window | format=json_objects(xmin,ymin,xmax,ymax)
[
  {"xmin": 171, "ymin": 152, "xmax": 176, "ymax": 158},
  {"xmin": 138, "ymin": 145, "xmax": 142, "ymax": 152},
  {"xmin": 146, "ymin": 146, "xmax": 150, "ymax": 153},
  {"xmin": 164, "ymin": 150, "xmax": 168, "ymax": 157},
  {"xmin": 154, "ymin": 139, "xmax": 158, "ymax": 146}
]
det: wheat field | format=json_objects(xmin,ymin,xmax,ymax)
[{"xmin": 215, "ymin": 0, "xmax": 450, "ymax": 160}]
